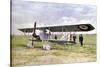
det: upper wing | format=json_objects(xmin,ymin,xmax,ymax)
[{"xmin": 18, "ymin": 24, "xmax": 95, "ymax": 33}]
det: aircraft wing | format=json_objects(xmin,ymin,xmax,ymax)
[{"xmin": 18, "ymin": 24, "xmax": 95, "ymax": 33}]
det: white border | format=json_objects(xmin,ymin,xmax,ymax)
[
  {"xmin": 0, "ymin": 0, "xmax": 100, "ymax": 67},
  {"xmin": 27, "ymin": 0, "xmax": 97, "ymax": 5},
  {"xmin": 0, "ymin": 0, "xmax": 10, "ymax": 67}
]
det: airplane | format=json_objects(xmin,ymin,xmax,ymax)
[{"xmin": 18, "ymin": 22, "xmax": 95, "ymax": 46}]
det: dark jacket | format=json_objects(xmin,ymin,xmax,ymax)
[{"xmin": 79, "ymin": 34, "xmax": 83, "ymax": 41}]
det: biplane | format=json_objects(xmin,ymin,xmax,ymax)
[{"xmin": 18, "ymin": 22, "xmax": 95, "ymax": 46}]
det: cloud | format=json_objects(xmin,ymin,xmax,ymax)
[{"xmin": 12, "ymin": 0, "xmax": 97, "ymax": 35}]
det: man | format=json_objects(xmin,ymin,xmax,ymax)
[
  {"xmin": 73, "ymin": 33, "xmax": 76, "ymax": 44},
  {"xmin": 54, "ymin": 35, "xmax": 57, "ymax": 40},
  {"xmin": 79, "ymin": 34, "xmax": 83, "ymax": 46}
]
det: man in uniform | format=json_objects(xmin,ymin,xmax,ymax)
[
  {"xmin": 79, "ymin": 34, "xmax": 83, "ymax": 46},
  {"xmin": 73, "ymin": 33, "xmax": 76, "ymax": 44}
]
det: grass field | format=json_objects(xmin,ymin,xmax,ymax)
[{"xmin": 11, "ymin": 34, "xmax": 96, "ymax": 67}]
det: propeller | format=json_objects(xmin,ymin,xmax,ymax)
[
  {"xmin": 32, "ymin": 22, "xmax": 36, "ymax": 37},
  {"xmin": 32, "ymin": 22, "xmax": 41, "ymax": 40}
]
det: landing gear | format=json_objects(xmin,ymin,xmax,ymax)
[{"xmin": 27, "ymin": 41, "xmax": 34, "ymax": 48}]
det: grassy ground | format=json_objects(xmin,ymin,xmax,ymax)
[{"xmin": 11, "ymin": 34, "xmax": 96, "ymax": 67}]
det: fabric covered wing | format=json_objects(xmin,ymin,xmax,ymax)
[{"xmin": 18, "ymin": 24, "xmax": 94, "ymax": 33}]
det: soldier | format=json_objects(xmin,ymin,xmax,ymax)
[
  {"xmin": 79, "ymin": 34, "xmax": 83, "ymax": 46},
  {"xmin": 73, "ymin": 33, "xmax": 76, "ymax": 44},
  {"xmin": 55, "ymin": 35, "xmax": 57, "ymax": 40}
]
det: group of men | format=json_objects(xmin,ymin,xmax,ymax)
[
  {"xmin": 54, "ymin": 32, "xmax": 84, "ymax": 46},
  {"xmin": 69, "ymin": 33, "xmax": 84, "ymax": 46}
]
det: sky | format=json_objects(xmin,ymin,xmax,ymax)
[{"xmin": 12, "ymin": 0, "xmax": 97, "ymax": 35}]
